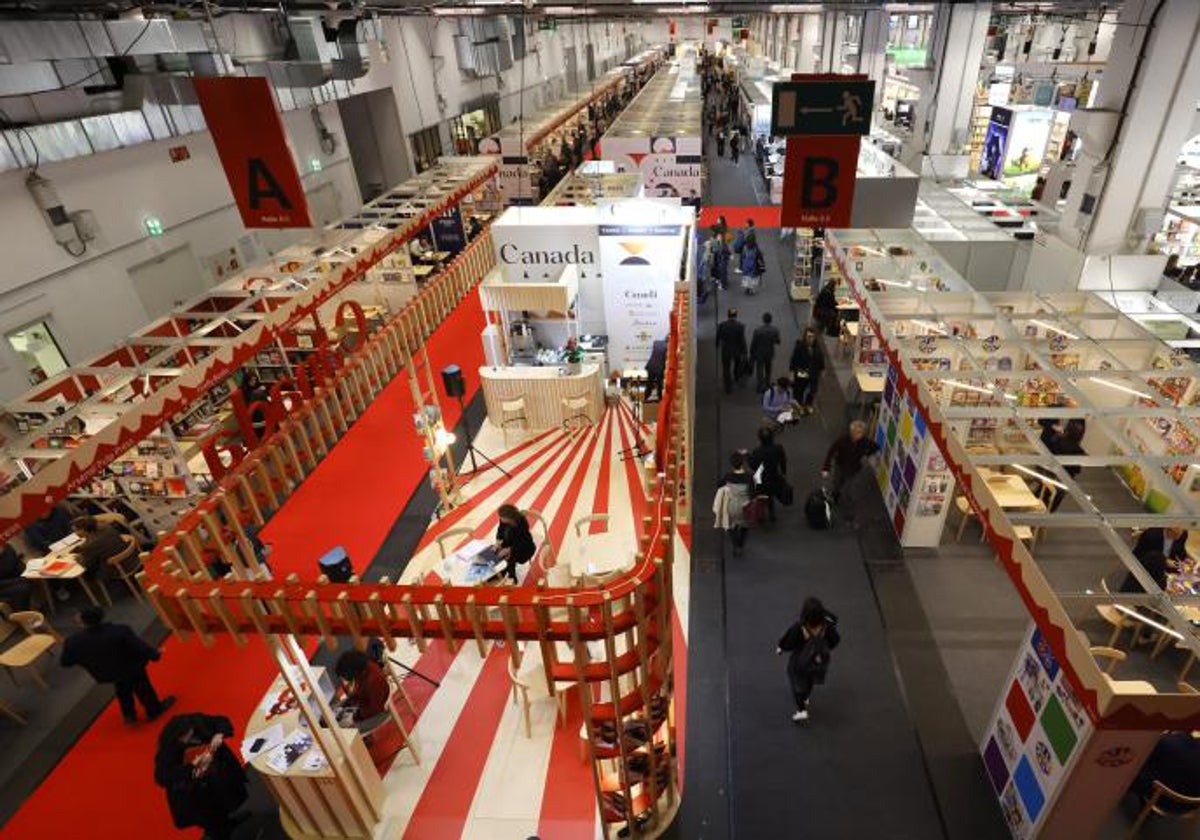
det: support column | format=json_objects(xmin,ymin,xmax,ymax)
[
  {"xmin": 858, "ymin": 9, "xmax": 890, "ymax": 91},
  {"xmin": 1056, "ymin": 0, "xmax": 1200, "ymax": 254},
  {"xmin": 922, "ymin": 1, "xmax": 991, "ymax": 157},
  {"xmin": 796, "ymin": 13, "xmax": 821, "ymax": 73}
]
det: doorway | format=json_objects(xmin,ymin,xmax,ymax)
[
  {"xmin": 128, "ymin": 244, "xmax": 208, "ymax": 322},
  {"xmin": 5, "ymin": 320, "xmax": 68, "ymax": 385}
]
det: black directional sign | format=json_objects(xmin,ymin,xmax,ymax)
[{"xmin": 771, "ymin": 79, "xmax": 876, "ymax": 137}]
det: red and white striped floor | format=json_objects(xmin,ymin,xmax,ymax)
[{"xmin": 377, "ymin": 403, "xmax": 691, "ymax": 840}]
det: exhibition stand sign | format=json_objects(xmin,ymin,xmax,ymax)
[
  {"xmin": 477, "ymin": 134, "xmax": 534, "ymax": 206},
  {"xmin": 772, "ymin": 74, "xmax": 876, "ymax": 228},
  {"xmin": 604, "ymin": 135, "xmax": 704, "ymax": 204},
  {"xmin": 194, "ymin": 77, "xmax": 313, "ymax": 229},
  {"xmin": 599, "ymin": 223, "xmax": 683, "ymax": 371}
]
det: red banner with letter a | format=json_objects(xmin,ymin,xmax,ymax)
[
  {"xmin": 779, "ymin": 134, "xmax": 861, "ymax": 228},
  {"xmin": 194, "ymin": 76, "xmax": 313, "ymax": 229}
]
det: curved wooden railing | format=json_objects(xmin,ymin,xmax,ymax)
[{"xmin": 138, "ymin": 246, "xmax": 692, "ymax": 837}]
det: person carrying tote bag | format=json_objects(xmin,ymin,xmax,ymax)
[{"xmin": 777, "ymin": 597, "xmax": 841, "ymax": 722}]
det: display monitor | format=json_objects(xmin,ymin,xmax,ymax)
[{"xmin": 979, "ymin": 107, "xmax": 1012, "ymax": 180}]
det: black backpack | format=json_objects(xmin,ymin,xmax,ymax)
[{"xmin": 794, "ymin": 631, "xmax": 832, "ymax": 683}]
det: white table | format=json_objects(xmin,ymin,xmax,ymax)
[
  {"xmin": 440, "ymin": 539, "xmax": 504, "ymax": 586},
  {"xmin": 22, "ymin": 534, "xmax": 103, "ymax": 613},
  {"xmin": 570, "ymin": 531, "xmax": 635, "ymax": 580}
]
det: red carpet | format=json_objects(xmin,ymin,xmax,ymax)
[
  {"xmin": 2, "ymin": 293, "xmax": 488, "ymax": 840},
  {"xmin": 698, "ymin": 205, "xmax": 782, "ymax": 229}
]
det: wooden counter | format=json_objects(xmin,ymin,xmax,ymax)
[
  {"xmin": 245, "ymin": 670, "xmax": 384, "ymax": 839},
  {"xmin": 480, "ymin": 364, "xmax": 604, "ymax": 429}
]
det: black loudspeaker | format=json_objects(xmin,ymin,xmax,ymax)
[
  {"xmin": 442, "ymin": 365, "xmax": 465, "ymax": 398},
  {"xmin": 317, "ymin": 546, "xmax": 353, "ymax": 583}
]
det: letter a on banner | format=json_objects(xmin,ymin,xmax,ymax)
[{"xmin": 194, "ymin": 77, "xmax": 313, "ymax": 228}]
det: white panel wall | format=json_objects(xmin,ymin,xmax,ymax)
[{"xmin": 0, "ymin": 101, "xmax": 359, "ymax": 400}]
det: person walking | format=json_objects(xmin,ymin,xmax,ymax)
[
  {"xmin": 749, "ymin": 312, "xmax": 781, "ymax": 392},
  {"xmin": 739, "ymin": 236, "xmax": 765, "ymax": 294},
  {"xmin": 714, "ymin": 450, "xmax": 755, "ymax": 555},
  {"xmin": 710, "ymin": 235, "xmax": 731, "ymax": 292},
  {"xmin": 644, "ymin": 338, "xmax": 668, "ymax": 402},
  {"xmin": 155, "ymin": 712, "xmax": 249, "ymax": 840},
  {"xmin": 821, "ymin": 420, "xmax": 880, "ymax": 525},
  {"xmin": 761, "ymin": 377, "xmax": 798, "ymax": 424},
  {"xmin": 61, "ymin": 606, "xmax": 175, "ymax": 725},
  {"xmin": 777, "ymin": 597, "xmax": 841, "ymax": 722},
  {"xmin": 715, "ymin": 308, "xmax": 747, "ymax": 394},
  {"xmin": 716, "ymin": 129, "xmax": 726, "ymax": 158},
  {"xmin": 789, "ymin": 327, "xmax": 825, "ymax": 415},
  {"xmin": 730, "ymin": 130, "xmax": 741, "ymax": 163},
  {"xmin": 749, "ymin": 425, "xmax": 788, "ymax": 522}
]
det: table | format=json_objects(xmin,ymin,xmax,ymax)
[
  {"xmin": 244, "ymin": 668, "xmax": 383, "ymax": 839},
  {"xmin": 978, "ymin": 470, "xmax": 1046, "ymax": 510},
  {"xmin": 480, "ymin": 363, "xmax": 604, "ymax": 430},
  {"xmin": 855, "ymin": 370, "xmax": 885, "ymax": 395},
  {"xmin": 22, "ymin": 536, "xmax": 103, "ymax": 613},
  {"xmin": 570, "ymin": 531, "xmax": 636, "ymax": 580},
  {"xmin": 425, "ymin": 251, "xmax": 451, "ymax": 264},
  {"xmin": 411, "ymin": 264, "xmax": 435, "ymax": 280},
  {"xmin": 440, "ymin": 539, "xmax": 504, "ymax": 586}
]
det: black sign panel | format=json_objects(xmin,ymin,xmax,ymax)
[{"xmin": 770, "ymin": 79, "xmax": 876, "ymax": 137}]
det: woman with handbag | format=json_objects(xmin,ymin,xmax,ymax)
[
  {"xmin": 712, "ymin": 450, "xmax": 755, "ymax": 555},
  {"xmin": 776, "ymin": 597, "xmax": 841, "ymax": 722},
  {"xmin": 749, "ymin": 425, "xmax": 788, "ymax": 522}
]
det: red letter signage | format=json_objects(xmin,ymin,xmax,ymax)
[
  {"xmin": 780, "ymin": 134, "xmax": 861, "ymax": 228},
  {"xmin": 194, "ymin": 77, "xmax": 313, "ymax": 229}
]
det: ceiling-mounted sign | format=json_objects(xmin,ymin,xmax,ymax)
[
  {"xmin": 731, "ymin": 16, "xmax": 747, "ymax": 29},
  {"xmin": 777, "ymin": 73, "xmax": 875, "ymax": 229},
  {"xmin": 537, "ymin": 18, "xmax": 557, "ymax": 32},
  {"xmin": 779, "ymin": 134, "xmax": 861, "ymax": 228},
  {"xmin": 194, "ymin": 76, "xmax": 313, "ymax": 229},
  {"xmin": 771, "ymin": 77, "xmax": 876, "ymax": 137}
]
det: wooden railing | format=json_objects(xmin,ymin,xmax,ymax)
[{"xmin": 138, "ymin": 248, "xmax": 691, "ymax": 837}]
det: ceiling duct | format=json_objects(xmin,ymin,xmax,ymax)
[{"xmin": 454, "ymin": 17, "xmax": 513, "ymax": 78}]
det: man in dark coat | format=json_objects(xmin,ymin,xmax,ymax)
[
  {"xmin": 155, "ymin": 712, "xmax": 248, "ymax": 839},
  {"xmin": 0, "ymin": 542, "xmax": 31, "ymax": 610},
  {"xmin": 644, "ymin": 338, "xmax": 669, "ymax": 402},
  {"xmin": 748, "ymin": 312, "xmax": 781, "ymax": 392},
  {"xmin": 61, "ymin": 606, "xmax": 174, "ymax": 724},
  {"xmin": 715, "ymin": 308, "xmax": 747, "ymax": 395}
]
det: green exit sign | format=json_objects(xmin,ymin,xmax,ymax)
[
  {"xmin": 731, "ymin": 16, "xmax": 746, "ymax": 29},
  {"xmin": 537, "ymin": 18, "xmax": 557, "ymax": 32}
]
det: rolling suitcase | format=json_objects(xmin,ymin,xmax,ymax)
[{"xmin": 804, "ymin": 486, "xmax": 834, "ymax": 530}]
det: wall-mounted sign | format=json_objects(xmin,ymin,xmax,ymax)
[{"xmin": 194, "ymin": 76, "xmax": 313, "ymax": 229}]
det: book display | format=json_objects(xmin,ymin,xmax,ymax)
[{"xmin": 0, "ymin": 157, "xmax": 499, "ymax": 543}]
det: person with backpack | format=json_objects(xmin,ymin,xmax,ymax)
[
  {"xmin": 739, "ymin": 237, "xmax": 765, "ymax": 294},
  {"xmin": 777, "ymin": 597, "xmax": 841, "ymax": 722}
]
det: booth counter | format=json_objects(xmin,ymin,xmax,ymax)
[{"xmin": 480, "ymin": 363, "xmax": 605, "ymax": 430}]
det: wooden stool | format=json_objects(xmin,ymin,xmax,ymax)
[
  {"xmin": 0, "ymin": 636, "xmax": 56, "ymax": 689},
  {"xmin": 953, "ymin": 497, "xmax": 977, "ymax": 542},
  {"xmin": 561, "ymin": 395, "xmax": 592, "ymax": 431},
  {"xmin": 499, "ymin": 396, "xmax": 529, "ymax": 446}
]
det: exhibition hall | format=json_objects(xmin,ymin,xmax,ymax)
[{"xmin": 0, "ymin": 2, "xmax": 1196, "ymax": 840}]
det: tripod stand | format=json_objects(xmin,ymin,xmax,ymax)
[
  {"xmin": 387, "ymin": 655, "xmax": 440, "ymax": 688},
  {"xmin": 454, "ymin": 393, "xmax": 510, "ymax": 479}
]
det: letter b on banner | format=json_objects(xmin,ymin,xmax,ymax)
[{"xmin": 780, "ymin": 135, "xmax": 861, "ymax": 229}]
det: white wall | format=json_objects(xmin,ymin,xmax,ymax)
[{"xmin": 0, "ymin": 101, "xmax": 359, "ymax": 400}]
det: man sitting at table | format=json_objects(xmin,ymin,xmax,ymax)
[
  {"xmin": 1134, "ymin": 525, "xmax": 1190, "ymax": 564},
  {"xmin": 494, "ymin": 504, "xmax": 536, "ymax": 583},
  {"xmin": 24, "ymin": 502, "xmax": 77, "ymax": 555},
  {"xmin": 71, "ymin": 516, "xmax": 126, "ymax": 574}
]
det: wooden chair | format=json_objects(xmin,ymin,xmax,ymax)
[
  {"xmin": 1096, "ymin": 576, "xmax": 1135, "ymax": 648},
  {"xmin": 574, "ymin": 514, "xmax": 610, "ymax": 539},
  {"xmin": 106, "ymin": 537, "xmax": 143, "ymax": 604},
  {"xmin": 435, "ymin": 527, "xmax": 476, "ymax": 560},
  {"xmin": 1090, "ymin": 646, "xmax": 1127, "ymax": 676},
  {"xmin": 526, "ymin": 509, "xmax": 553, "ymax": 557},
  {"xmin": 953, "ymin": 496, "xmax": 977, "ymax": 542},
  {"xmin": 1178, "ymin": 681, "xmax": 1198, "ymax": 694},
  {"xmin": 499, "ymin": 397, "xmax": 529, "ymax": 446},
  {"xmin": 561, "ymin": 395, "xmax": 592, "ymax": 431},
  {"xmin": 7, "ymin": 610, "xmax": 62, "ymax": 643},
  {"xmin": 0, "ymin": 697, "xmax": 26, "ymax": 725},
  {"xmin": 0, "ymin": 608, "xmax": 57, "ymax": 690},
  {"xmin": 1127, "ymin": 780, "xmax": 1200, "ymax": 838},
  {"xmin": 506, "ymin": 654, "xmax": 567, "ymax": 738}
]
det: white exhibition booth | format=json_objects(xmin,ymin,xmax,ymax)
[{"xmin": 478, "ymin": 202, "xmax": 694, "ymax": 429}]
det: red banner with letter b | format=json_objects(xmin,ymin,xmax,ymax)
[
  {"xmin": 194, "ymin": 76, "xmax": 313, "ymax": 229},
  {"xmin": 780, "ymin": 134, "xmax": 861, "ymax": 228}
]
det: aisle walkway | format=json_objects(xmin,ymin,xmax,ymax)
[{"xmin": 675, "ymin": 133, "xmax": 1006, "ymax": 839}]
